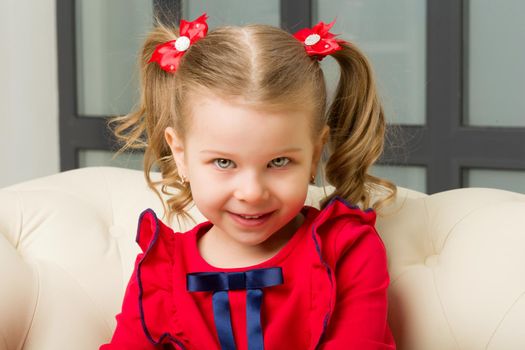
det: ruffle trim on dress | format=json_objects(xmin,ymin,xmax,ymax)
[
  {"xmin": 135, "ymin": 209, "xmax": 188, "ymax": 349},
  {"xmin": 316, "ymin": 196, "xmax": 376, "ymax": 227},
  {"xmin": 307, "ymin": 196, "xmax": 377, "ymax": 348}
]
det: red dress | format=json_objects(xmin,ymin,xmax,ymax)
[{"xmin": 100, "ymin": 197, "xmax": 396, "ymax": 349}]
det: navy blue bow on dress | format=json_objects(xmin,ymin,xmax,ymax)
[{"xmin": 187, "ymin": 267, "xmax": 283, "ymax": 350}]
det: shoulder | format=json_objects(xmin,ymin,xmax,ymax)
[
  {"xmin": 135, "ymin": 208, "xmax": 175, "ymax": 254},
  {"xmin": 300, "ymin": 197, "xmax": 390, "ymax": 345},
  {"xmin": 130, "ymin": 209, "xmax": 202, "ymax": 345},
  {"xmin": 135, "ymin": 208, "xmax": 206, "ymax": 254},
  {"xmin": 310, "ymin": 196, "xmax": 386, "ymax": 265}
]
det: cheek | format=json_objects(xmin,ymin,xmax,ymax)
[
  {"xmin": 273, "ymin": 177, "xmax": 309, "ymax": 205},
  {"xmin": 189, "ymin": 187, "xmax": 221, "ymax": 223},
  {"xmin": 187, "ymin": 169, "xmax": 227, "ymax": 211}
]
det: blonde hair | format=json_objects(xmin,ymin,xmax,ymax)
[{"xmin": 111, "ymin": 22, "xmax": 396, "ymax": 223}]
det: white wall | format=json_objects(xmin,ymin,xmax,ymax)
[{"xmin": 0, "ymin": 0, "xmax": 59, "ymax": 188}]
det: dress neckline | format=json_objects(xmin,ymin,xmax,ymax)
[{"xmin": 190, "ymin": 206, "xmax": 317, "ymax": 272}]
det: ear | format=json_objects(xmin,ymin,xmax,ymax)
[
  {"xmin": 311, "ymin": 125, "xmax": 330, "ymax": 178},
  {"xmin": 164, "ymin": 126, "xmax": 187, "ymax": 178}
]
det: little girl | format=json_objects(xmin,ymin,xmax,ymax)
[{"xmin": 101, "ymin": 13, "xmax": 396, "ymax": 350}]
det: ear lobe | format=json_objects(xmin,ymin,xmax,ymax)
[{"xmin": 164, "ymin": 127, "xmax": 187, "ymax": 177}]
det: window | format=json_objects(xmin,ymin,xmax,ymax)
[{"xmin": 57, "ymin": 0, "xmax": 525, "ymax": 193}]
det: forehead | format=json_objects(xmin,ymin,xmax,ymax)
[{"xmin": 184, "ymin": 93, "xmax": 315, "ymax": 154}]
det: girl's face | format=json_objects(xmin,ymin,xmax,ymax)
[{"xmin": 165, "ymin": 93, "xmax": 327, "ymax": 251}]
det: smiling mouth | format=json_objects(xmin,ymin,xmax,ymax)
[{"xmin": 228, "ymin": 211, "xmax": 275, "ymax": 226}]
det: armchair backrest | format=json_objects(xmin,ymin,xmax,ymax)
[{"xmin": 1, "ymin": 166, "xmax": 524, "ymax": 350}]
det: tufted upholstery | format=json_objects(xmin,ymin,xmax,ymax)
[{"xmin": 1, "ymin": 166, "xmax": 524, "ymax": 350}]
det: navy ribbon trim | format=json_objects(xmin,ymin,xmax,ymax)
[
  {"xmin": 246, "ymin": 289, "xmax": 264, "ymax": 350},
  {"xmin": 212, "ymin": 291, "xmax": 236, "ymax": 349},
  {"xmin": 187, "ymin": 267, "xmax": 283, "ymax": 350}
]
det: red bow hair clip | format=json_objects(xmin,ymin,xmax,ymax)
[
  {"xmin": 293, "ymin": 19, "xmax": 343, "ymax": 60},
  {"xmin": 149, "ymin": 13, "xmax": 209, "ymax": 73}
]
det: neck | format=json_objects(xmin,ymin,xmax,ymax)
[{"xmin": 199, "ymin": 213, "xmax": 304, "ymax": 269}]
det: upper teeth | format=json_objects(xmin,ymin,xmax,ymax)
[{"xmin": 242, "ymin": 215, "xmax": 261, "ymax": 219}]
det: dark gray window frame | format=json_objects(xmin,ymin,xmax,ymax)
[
  {"xmin": 57, "ymin": 0, "xmax": 525, "ymax": 193},
  {"xmin": 56, "ymin": 0, "xmax": 180, "ymax": 169}
]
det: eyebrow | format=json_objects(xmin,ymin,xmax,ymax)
[{"xmin": 200, "ymin": 148, "xmax": 303, "ymax": 156}]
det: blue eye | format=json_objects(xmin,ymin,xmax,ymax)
[
  {"xmin": 269, "ymin": 157, "xmax": 290, "ymax": 168},
  {"xmin": 214, "ymin": 158, "xmax": 235, "ymax": 169}
]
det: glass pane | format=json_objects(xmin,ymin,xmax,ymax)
[
  {"xmin": 76, "ymin": 0, "xmax": 153, "ymax": 117},
  {"xmin": 314, "ymin": 0, "xmax": 426, "ymax": 125},
  {"xmin": 182, "ymin": 0, "xmax": 280, "ymax": 28},
  {"xmin": 78, "ymin": 149, "xmax": 144, "ymax": 170},
  {"xmin": 371, "ymin": 164, "xmax": 427, "ymax": 193},
  {"xmin": 464, "ymin": 169, "xmax": 525, "ymax": 194},
  {"xmin": 466, "ymin": 1, "xmax": 525, "ymax": 127}
]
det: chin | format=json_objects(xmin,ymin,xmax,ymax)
[{"xmin": 232, "ymin": 231, "xmax": 274, "ymax": 247}]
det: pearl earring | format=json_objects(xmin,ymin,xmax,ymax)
[{"xmin": 310, "ymin": 175, "xmax": 316, "ymax": 185}]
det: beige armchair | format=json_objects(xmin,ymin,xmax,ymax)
[{"xmin": 1, "ymin": 167, "xmax": 524, "ymax": 350}]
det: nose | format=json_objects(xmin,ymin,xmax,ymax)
[{"xmin": 233, "ymin": 171, "xmax": 269, "ymax": 203}]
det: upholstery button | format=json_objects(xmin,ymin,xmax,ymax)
[{"xmin": 425, "ymin": 254, "xmax": 439, "ymax": 267}]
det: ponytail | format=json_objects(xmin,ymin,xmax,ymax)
[
  {"xmin": 109, "ymin": 24, "xmax": 194, "ymax": 225},
  {"xmin": 320, "ymin": 41, "xmax": 396, "ymax": 211}
]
